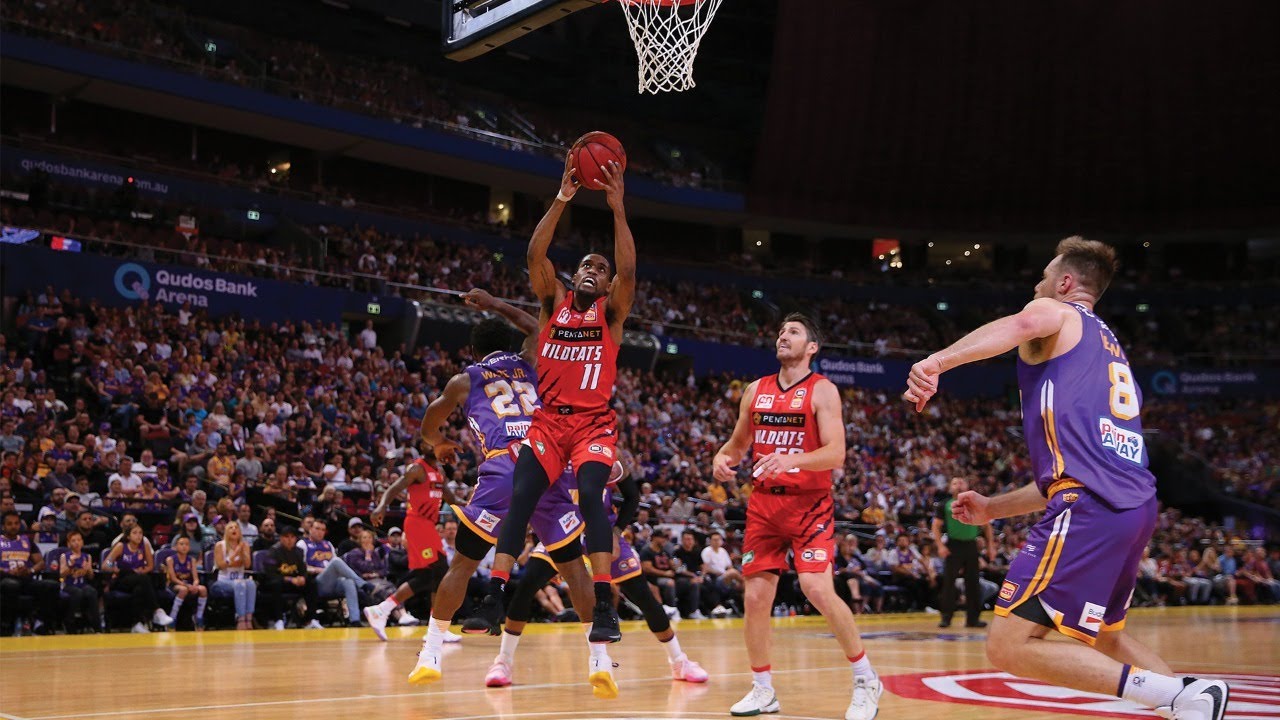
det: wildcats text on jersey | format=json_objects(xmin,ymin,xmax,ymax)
[
  {"xmin": 540, "ymin": 343, "xmax": 604, "ymax": 362},
  {"xmin": 754, "ymin": 429, "xmax": 807, "ymax": 446}
]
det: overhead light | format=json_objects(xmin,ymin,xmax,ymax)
[
  {"xmin": 946, "ymin": 260, "xmax": 952, "ymax": 266},
  {"xmin": 878, "ymin": 254, "xmax": 885, "ymax": 260},
  {"xmin": 964, "ymin": 251, "xmax": 971, "ymax": 257},
  {"xmin": 755, "ymin": 240, "xmax": 762, "ymax": 247},
  {"xmin": 927, "ymin": 242, "xmax": 934, "ymax": 248},
  {"xmin": 974, "ymin": 244, "xmax": 981, "ymax": 249},
  {"xmin": 1143, "ymin": 241, "xmax": 1151, "ymax": 248},
  {"xmin": 497, "ymin": 203, "xmax": 505, "ymax": 210}
]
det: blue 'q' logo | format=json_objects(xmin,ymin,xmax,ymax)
[
  {"xmin": 114, "ymin": 263, "xmax": 151, "ymax": 301},
  {"xmin": 1150, "ymin": 370, "xmax": 1178, "ymax": 395}
]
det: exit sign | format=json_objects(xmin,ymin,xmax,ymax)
[{"xmin": 367, "ymin": 303, "xmax": 381, "ymax": 315}]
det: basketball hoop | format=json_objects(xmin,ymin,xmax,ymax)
[{"xmin": 616, "ymin": 0, "xmax": 724, "ymax": 94}]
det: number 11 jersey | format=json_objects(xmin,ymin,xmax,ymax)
[
  {"xmin": 1017, "ymin": 302, "xmax": 1156, "ymax": 509},
  {"xmin": 536, "ymin": 292, "xmax": 618, "ymax": 412}
]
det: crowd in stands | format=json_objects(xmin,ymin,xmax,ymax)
[
  {"xmin": 0, "ymin": 0, "xmax": 723, "ymax": 188},
  {"xmin": 1, "ymin": 282, "xmax": 1276, "ymax": 636}
]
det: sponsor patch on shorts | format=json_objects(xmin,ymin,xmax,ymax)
[
  {"xmin": 1078, "ymin": 601, "xmax": 1106, "ymax": 630},
  {"xmin": 558, "ymin": 510, "xmax": 581, "ymax": 534},
  {"xmin": 742, "ymin": 551, "xmax": 755, "ymax": 565},
  {"xmin": 999, "ymin": 580, "xmax": 1019, "ymax": 602},
  {"xmin": 588, "ymin": 443, "xmax": 613, "ymax": 458},
  {"xmin": 800, "ymin": 548, "xmax": 828, "ymax": 563},
  {"xmin": 476, "ymin": 510, "xmax": 500, "ymax": 533}
]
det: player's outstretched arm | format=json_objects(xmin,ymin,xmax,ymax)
[
  {"xmin": 951, "ymin": 482, "xmax": 1047, "ymax": 526},
  {"xmin": 528, "ymin": 154, "xmax": 577, "ymax": 313},
  {"xmin": 753, "ymin": 378, "xmax": 845, "ymax": 478},
  {"xmin": 713, "ymin": 380, "xmax": 758, "ymax": 482},
  {"xmin": 600, "ymin": 161, "xmax": 636, "ymax": 334},
  {"xmin": 370, "ymin": 463, "xmax": 420, "ymax": 527},
  {"xmin": 419, "ymin": 372, "xmax": 471, "ymax": 463},
  {"xmin": 904, "ymin": 297, "xmax": 1070, "ymax": 412},
  {"xmin": 464, "ymin": 288, "xmax": 538, "ymax": 337}
]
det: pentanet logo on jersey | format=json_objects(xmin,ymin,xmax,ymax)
[
  {"xmin": 1099, "ymin": 417, "xmax": 1144, "ymax": 464},
  {"xmin": 883, "ymin": 670, "xmax": 1280, "ymax": 719}
]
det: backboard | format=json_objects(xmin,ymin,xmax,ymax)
[{"xmin": 442, "ymin": 0, "xmax": 605, "ymax": 61}]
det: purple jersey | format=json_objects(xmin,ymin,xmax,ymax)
[
  {"xmin": 62, "ymin": 552, "xmax": 91, "ymax": 587},
  {"xmin": 118, "ymin": 544, "xmax": 147, "ymax": 572},
  {"xmin": 302, "ymin": 539, "xmax": 336, "ymax": 569},
  {"xmin": 0, "ymin": 534, "xmax": 33, "ymax": 574},
  {"xmin": 463, "ymin": 352, "xmax": 539, "ymax": 458},
  {"xmin": 170, "ymin": 553, "xmax": 196, "ymax": 583},
  {"xmin": 1017, "ymin": 302, "xmax": 1156, "ymax": 510}
]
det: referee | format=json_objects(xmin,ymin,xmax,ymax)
[{"xmin": 932, "ymin": 477, "xmax": 995, "ymax": 629}]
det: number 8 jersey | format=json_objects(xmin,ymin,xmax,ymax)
[
  {"xmin": 536, "ymin": 292, "xmax": 619, "ymax": 412},
  {"xmin": 1017, "ymin": 302, "xmax": 1156, "ymax": 509}
]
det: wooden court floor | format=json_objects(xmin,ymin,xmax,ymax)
[{"xmin": 0, "ymin": 606, "xmax": 1276, "ymax": 720}]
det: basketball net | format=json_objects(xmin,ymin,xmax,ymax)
[{"xmin": 617, "ymin": 0, "xmax": 725, "ymax": 94}]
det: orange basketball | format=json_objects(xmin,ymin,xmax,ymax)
[{"xmin": 570, "ymin": 131, "xmax": 627, "ymax": 190}]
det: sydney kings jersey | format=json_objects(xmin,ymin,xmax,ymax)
[
  {"xmin": 1017, "ymin": 302, "xmax": 1156, "ymax": 510},
  {"xmin": 748, "ymin": 372, "xmax": 831, "ymax": 493},
  {"xmin": 406, "ymin": 458, "xmax": 446, "ymax": 520},
  {"xmin": 537, "ymin": 292, "xmax": 618, "ymax": 412},
  {"xmin": 464, "ymin": 352, "xmax": 539, "ymax": 458}
]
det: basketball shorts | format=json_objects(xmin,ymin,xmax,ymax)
[
  {"xmin": 453, "ymin": 452, "xmax": 584, "ymax": 552},
  {"xmin": 524, "ymin": 407, "xmax": 617, "ymax": 484},
  {"xmin": 405, "ymin": 514, "xmax": 445, "ymax": 570},
  {"xmin": 741, "ymin": 488, "xmax": 836, "ymax": 576},
  {"xmin": 531, "ymin": 536, "xmax": 639, "ymax": 583},
  {"xmin": 995, "ymin": 481, "xmax": 1157, "ymax": 645}
]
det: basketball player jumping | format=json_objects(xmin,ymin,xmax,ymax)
[
  {"xmin": 469, "ymin": 152, "xmax": 636, "ymax": 698},
  {"xmin": 713, "ymin": 314, "xmax": 882, "ymax": 720},
  {"xmin": 371, "ymin": 289, "xmax": 596, "ymax": 687},
  {"xmin": 903, "ymin": 237, "xmax": 1229, "ymax": 720}
]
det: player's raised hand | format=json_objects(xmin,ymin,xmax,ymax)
[
  {"xmin": 559, "ymin": 151, "xmax": 579, "ymax": 201},
  {"xmin": 712, "ymin": 453, "xmax": 738, "ymax": 483},
  {"xmin": 431, "ymin": 439, "xmax": 460, "ymax": 465},
  {"xmin": 951, "ymin": 490, "xmax": 991, "ymax": 526},
  {"xmin": 599, "ymin": 160, "xmax": 626, "ymax": 212},
  {"xmin": 463, "ymin": 288, "xmax": 495, "ymax": 311},
  {"xmin": 903, "ymin": 357, "xmax": 942, "ymax": 412}
]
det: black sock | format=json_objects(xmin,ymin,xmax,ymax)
[
  {"xmin": 594, "ymin": 581, "xmax": 612, "ymax": 605},
  {"xmin": 488, "ymin": 576, "xmax": 506, "ymax": 598}
]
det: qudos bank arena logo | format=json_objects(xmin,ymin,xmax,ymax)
[
  {"xmin": 1150, "ymin": 370, "xmax": 1178, "ymax": 395},
  {"xmin": 114, "ymin": 263, "xmax": 151, "ymax": 301}
]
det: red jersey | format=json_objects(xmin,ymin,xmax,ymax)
[
  {"xmin": 406, "ymin": 458, "xmax": 445, "ymax": 519},
  {"xmin": 748, "ymin": 372, "xmax": 832, "ymax": 493},
  {"xmin": 536, "ymin": 292, "xmax": 618, "ymax": 412}
]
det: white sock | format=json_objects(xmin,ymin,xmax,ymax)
[
  {"xmin": 499, "ymin": 630, "xmax": 521, "ymax": 660},
  {"xmin": 425, "ymin": 616, "xmax": 450, "ymax": 653},
  {"xmin": 590, "ymin": 642, "xmax": 609, "ymax": 660},
  {"xmin": 661, "ymin": 634, "xmax": 684, "ymax": 662},
  {"xmin": 170, "ymin": 596, "xmax": 184, "ymax": 620},
  {"xmin": 849, "ymin": 651, "xmax": 876, "ymax": 681},
  {"xmin": 752, "ymin": 667, "xmax": 773, "ymax": 689},
  {"xmin": 1119, "ymin": 666, "xmax": 1184, "ymax": 708},
  {"xmin": 376, "ymin": 597, "xmax": 400, "ymax": 614}
]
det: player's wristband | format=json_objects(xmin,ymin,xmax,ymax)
[{"xmin": 556, "ymin": 190, "xmax": 574, "ymax": 203}]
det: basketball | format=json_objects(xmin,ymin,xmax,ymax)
[{"xmin": 570, "ymin": 131, "xmax": 627, "ymax": 190}]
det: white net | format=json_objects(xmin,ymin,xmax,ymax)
[{"xmin": 617, "ymin": 0, "xmax": 725, "ymax": 94}]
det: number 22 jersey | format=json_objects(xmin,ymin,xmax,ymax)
[{"xmin": 1017, "ymin": 302, "xmax": 1156, "ymax": 509}]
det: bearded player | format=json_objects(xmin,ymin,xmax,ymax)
[
  {"xmin": 903, "ymin": 237, "xmax": 1228, "ymax": 720},
  {"xmin": 469, "ymin": 152, "xmax": 636, "ymax": 698},
  {"xmin": 713, "ymin": 314, "xmax": 881, "ymax": 720},
  {"xmin": 370, "ymin": 288, "xmax": 596, "ymax": 687}
]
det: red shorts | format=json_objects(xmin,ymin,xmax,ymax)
[
  {"xmin": 523, "ymin": 407, "xmax": 617, "ymax": 483},
  {"xmin": 405, "ymin": 515, "xmax": 445, "ymax": 570},
  {"xmin": 742, "ymin": 489, "xmax": 835, "ymax": 575}
]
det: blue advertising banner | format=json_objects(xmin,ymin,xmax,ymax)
[
  {"xmin": 1, "ymin": 244, "xmax": 396, "ymax": 325},
  {"xmin": 1139, "ymin": 368, "xmax": 1280, "ymax": 398}
]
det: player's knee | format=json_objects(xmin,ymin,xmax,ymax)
[{"xmin": 985, "ymin": 627, "xmax": 1021, "ymax": 670}]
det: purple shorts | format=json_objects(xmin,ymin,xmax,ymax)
[
  {"xmin": 453, "ymin": 454, "xmax": 583, "ymax": 551},
  {"xmin": 531, "ymin": 536, "xmax": 640, "ymax": 583},
  {"xmin": 995, "ymin": 482, "xmax": 1157, "ymax": 645}
]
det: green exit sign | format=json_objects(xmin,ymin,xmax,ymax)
[
  {"xmin": 246, "ymin": 210, "xmax": 260, "ymax": 220},
  {"xmin": 367, "ymin": 303, "xmax": 381, "ymax": 315}
]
